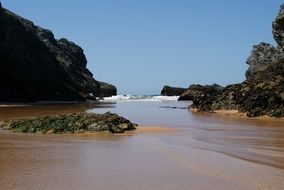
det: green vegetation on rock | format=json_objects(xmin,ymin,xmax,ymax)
[{"xmin": 0, "ymin": 112, "xmax": 137, "ymax": 134}]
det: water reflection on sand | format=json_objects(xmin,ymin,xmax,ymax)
[{"xmin": 0, "ymin": 101, "xmax": 284, "ymax": 190}]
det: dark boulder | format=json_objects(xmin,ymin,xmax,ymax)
[
  {"xmin": 0, "ymin": 6, "xmax": 115, "ymax": 102},
  {"xmin": 161, "ymin": 85, "xmax": 187, "ymax": 96},
  {"xmin": 178, "ymin": 84, "xmax": 223, "ymax": 101},
  {"xmin": 99, "ymin": 81, "xmax": 117, "ymax": 97}
]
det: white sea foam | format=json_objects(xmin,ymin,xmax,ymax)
[{"xmin": 100, "ymin": 95, "xmax": 179, "ymax": 102}]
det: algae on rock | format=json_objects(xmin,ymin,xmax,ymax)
[{"xmin": 0, "ymin": 112, "xmax": 137, "ymax": 134}]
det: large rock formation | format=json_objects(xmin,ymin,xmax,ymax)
[
  {"xmin": 189, "ymin": 4, "xmax": 284, "ymax": 117},
  {"xmin": 161, "ymin": 85, "xmax": 187, "ymax": 96},
  {"xmin": 0, "ymin": 5, "xmax": 115, "ymax": 102}
]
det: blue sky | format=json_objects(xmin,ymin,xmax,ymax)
[{"xmin": 2, "ymin": 0, "xmax": 283, "ymax": 95}]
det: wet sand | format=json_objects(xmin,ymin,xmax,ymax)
[
  {"xmin": 133, "ymin": 125, "xmax": 182, "ymax": 134},
  {"xmin": 1, "ymin": 102, "xmax": 284, "ymax": 190},
  {"xmin": 190, "ymin": 108, "xmax": 284, "ymax": 121},
  {"xmin": 0, "ymin": 102, "xmax": 114, "ymax": 120}
]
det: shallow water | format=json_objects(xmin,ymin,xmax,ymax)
[{"xmin": 0, "ymin": 101, "xmax": 284, "ymax": 190}]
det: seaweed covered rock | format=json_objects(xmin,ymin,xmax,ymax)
[
  {"xmin": 0, "ymin": 5, "xmax": 116, "ymax": 102},
  {"xmin": 191, "ymin": 60, "xmax": 284, "ymax": 117},
  {"xmin": 0, "ymin": 112, "xmax": 137, "ymax": 134},
  {"xmin": 189, "ymin": 83, "xmax": 245, "ymax": 112},
  {"xmin": 190, "ymin": 60, "xmax": 284, "ymax": 117},
  {"xmin": 161, "ymin": 85, "xmax": 187, "ymax": 96}
]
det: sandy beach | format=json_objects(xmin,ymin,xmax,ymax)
[
  {"xmin": 1, "ymin": 125, "xmax": 284, "ymax": 190},
  {"xmin": 0, "ymin": 101, "xmax": 284, "ymax": 190}
]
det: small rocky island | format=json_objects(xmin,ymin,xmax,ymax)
[
  {"xmin": 0, "ymin": 112, "xmax": 137, "ymax": 134},
  {"xmin": 0, "ymin": 5, "xmax": 116, "ymax": 102},
  {"xmin": 163, "ymin": 4, "xmax": 284, "ymax": 118},
  {"xmin": 161, "ymin": 85, "xmax": 187, "ymax": 96}
]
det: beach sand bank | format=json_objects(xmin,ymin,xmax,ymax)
[{"xmin": 190, "ymin": 108, "xmax": 284, "ymax": 121}]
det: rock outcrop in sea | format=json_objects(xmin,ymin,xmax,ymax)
[
  {"xmin": 161, "ymin": 85, "xmax": 187, "ymax": 96},
  {"xmin": 0, "ymin": 112, "xmax": 137, "ymax": 134},
  {"xmin": 99, "ymin": 82, "xmax": 117, "ymax": 97},
  {"xmin": 0, "ymin": 5, "xmax": 116, "ymax": 102},
  {"xmin": 183, "ymin": 4, "xmax": 284, "ymax": 117}
]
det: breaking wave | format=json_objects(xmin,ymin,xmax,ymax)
[{"xmin": 100, "ymin": 95, "xmax": 179, "ymax": 102}]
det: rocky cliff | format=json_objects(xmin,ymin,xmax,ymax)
[
  {"xmin": 0, "ymin": 5, "xmax": 116, "ymax": 102},
  {"xmin": 187, "ymin": 4, "xmax": 284, "ymax": 117}
]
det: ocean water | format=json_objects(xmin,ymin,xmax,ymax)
[{"xmin": 95, "ymin": 95, "xmax": 190, "ymax": 126}]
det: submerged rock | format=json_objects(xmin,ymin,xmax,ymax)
[
  {"xmin": 159, "ymin": 106, "xmax": 187, "ymax": 109},
  {"xmin": 161, "ymin": 85, "xmax": 187, "ymax": 96},
  {"xmin": 0, "ymin": 5, "xmax": 116, "ymax": 102},
  {"xmin": 0, "ymin": 112, "xmax": 137, "ymax": 134}
]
